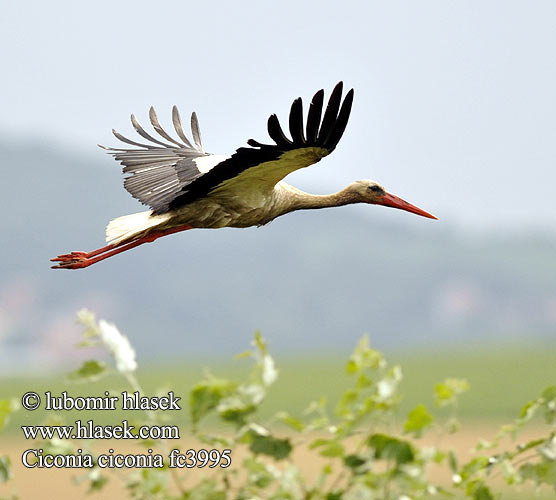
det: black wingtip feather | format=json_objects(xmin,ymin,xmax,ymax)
[
  {"xmin": 323, "ymin": 88, "xmax": 354, "ymax": 151},
  {"xmin": 267, "ymin": 114, "xmax": 293, "ymax": 148},
  {"xmin": 247, "ymin": 138, "xmax": 268, "ymax": 148},
  {"xmin": 254, "ymin": 82, "xmax": 353, "ymax": 153},
  {"xmin": 288, "ymin": 97, "xmax": 306, "ymax": 145},
  {"xmin": 317, "ymin": 82, "xmax": 344, "ymax": 144},
  {"xmin": 305, "ymin": 89, "xmax": 325, "ymax": 145}
]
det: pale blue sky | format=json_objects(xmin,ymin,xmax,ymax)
[{"xmin": 2, "ymin": 0, "xmax": 555, "ymax": 229}]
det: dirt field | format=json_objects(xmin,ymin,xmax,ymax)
[{"xmin": 0, "ymin": 422, "xmax": 552, "ymax": 499}]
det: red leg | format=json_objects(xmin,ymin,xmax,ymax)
[
  {"xmin": 51, "ymin": 243, "xmax": 118, "ymax": 262},
  {"xmin": 50, "ymin": 224, "xmax": 193, "ymax": 270}
]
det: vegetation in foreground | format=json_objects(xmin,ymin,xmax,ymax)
[
  {"xmin": 2, "ymin": 343, "xmax": 555, "ymax": 432},
  {"xmin": 1, "ymin": 311, "xmax": 556, "ymax": 499}
]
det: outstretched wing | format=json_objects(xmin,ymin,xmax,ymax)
[
  {"xmin": 168, "ymin": 82, "xmax": 354, "ymax": 211},
  {"xmin": 103, "ymin": 82, "xmax": 354, "ymax": 215},
  {"xmin": 100, "ymin": 107, "xmax": 226, "ymax": 213}
]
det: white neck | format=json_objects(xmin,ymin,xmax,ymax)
[{"xmin": 276, "ymin": 183, "xmax": 359, "ymax": 215}]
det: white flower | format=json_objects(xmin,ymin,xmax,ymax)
[
  {"xmin": 98, "ymin": 319, "xmax": 137, "ymax": 373},
  {"xmin": 452, "ymin": 473, "xmax": 462, "ymax": 484},
  {"xmin": 539, "ymin": 435, "xmax": 556, "ymax": 461},
  {"xmin": 377, "ymin": 365, "xmax": 402, "ymax": 400},
  {"xmin": 261, "ymin": 354, "xmax": 278, "ymax": 386},
  {"xmin": 76, "ymin": 308, "xmax": 96, "ymax": 327}
]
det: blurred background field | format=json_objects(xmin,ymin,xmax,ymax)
[{"xmin": 2, "ymin": 344, "xmax": 555, "ymax": 433}]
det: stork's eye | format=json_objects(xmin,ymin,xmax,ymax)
[{"xmin": 368, "ymin": 185, "xmax": 384, "ymax": 193}]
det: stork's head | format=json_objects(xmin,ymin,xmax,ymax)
[{"xmin": 349, "ymin": 180, "xmax": 437, "ymax": 219}]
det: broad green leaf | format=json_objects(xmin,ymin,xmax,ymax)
[
  {"xmin": 309, "ymin": 437, "xmax": 344, "ymax": 457},
  {"xmin": 336, "ymin": 389, "xmax": 357, "ymax": 417},
  {"xmin": 234, "ymin": 349, "xmax": 252, "ymax": 359},
  {"xmin": 189, "ymin": 378, "xmax": 237, "ymax": 426},
  {"xmin": 180, "ymin": 478, "xmax": 226, "ymax": 500},
  {"xmin": 541, "ymin": 385, "xmax": 556, "ymax": 402},
  {"xmin": 249, "ymin": 432, "xmax": 292, "ymax": 460},
  {"xmin": 448, "ymin": 450, "xmax": 458, "ymax": 473},
  {"xmin": 429, "ymin": 448, "xmax": 446, "ymax": 464},
  {"xmin": 244, "ymin": 423, "xmax": 292, "ymax": 460},
  {"xmin": 460, "ymin": 456, "xmax": 490, "ymax": 480},
  {"xmin": 434, "ymin": 378, "xmax": 470, "ymax": 407},
  {"xmin": 68, "ymin": 359, "xmax": 107, "ymax": 382},
  {"xmin": 355, "ymin": 373, "xmax": 372, "ymax": 389},
  {"xmin": 217, "ymin": 395, "xmax": 256, "ymax": 425},
  {"xmin": 520, "ymin": 461, "xmax": 556, "ymax": 487},
  {"xmin": 217, "ymin": 384, "xmax": 264, "ymax": 425},
  {"xmin": 319, "ymin": 440, "xmax": 345, "ymax": 458},
  {"xmin": 541, "ymin": 386, "xmax": 556, "ymax": 423},
  {"xmin": 473, "ymin": 483, "xmax": 494, "ymax": 500},
  {"xmin": 518, "ymin": 399, "xmax": 540, "ymax": 423},
  {"xmin": 88, "ymin": 472, "xmax": 109, "ymax": 493},
  {"xmin": 501, "ymin": 459, "xmax": 520, "ymax": 485},
  {"xmin": 0, "ymin": 399, "xmax": 19, "ymax": 431},
  {"xmin": 310, "ymin": 438, "xmax": 329, "ymax": 449},
  {"xmin": 344, "ymin": 454, "xmax": 366, "ymax": 469},
  {"xmin": 131, "ymin": 468, "xmax": 169, "ymax": 496},
  {"xmin": 75, "ymin": 339, "xmax": 98, "ymax": 348},
  {"xmin": 520, "ymin": 462, "xmax": 536, "ymax": 481},
  {"xmin": 404, "ymin": 404, "xmax": 433, "ymax": 437},
  {"xmin": 304, "ymin": 396, "xmax": 327, "ymax": 415},
  {"xmin": 253, "ymin": 331, "xmax": 268, "ymax": 353},
  {"xmin": 308, "ymin": 416, "xmax": 330, "ymax": 431},
  {"xmin": 346, "ymin": 336, "xmax": 384, "ymax": 374},
  {"xmin": 367, "ymin": 434, "xmax": 414, "ymax": 465},
  {"xmin": 446, "ymin": 417, "xmax": 461, "ymax": 434},
  {"xmin": 196, "ymin": 433, "xmax": 231, "ymax": 448},
  {"xmin": 326, "ymin": 492, "xmax": 343, "ymax": 500},
  {"xmin": 275, "ymin": 411, "xmax": 305, "ymax": 432},
  {"xmin": 243, "ymin": 456, "xmax": 274, "ymax": 488},
  {"xmin": 0, "ymin": 455, "xmax": 11, "ymax": 482}
]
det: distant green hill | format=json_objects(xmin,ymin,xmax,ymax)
[{"xmin": 1, "ymin": 140, "xmax": 556, "ymax": 371}]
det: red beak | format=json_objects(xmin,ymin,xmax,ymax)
[{"xmin": 379, "ymin": 192, "xmax": 438, "ymax": 220}]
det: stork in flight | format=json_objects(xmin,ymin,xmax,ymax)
[{"xmin": 51, "ymin": 82, "xmax": 436, "ymax": 270}]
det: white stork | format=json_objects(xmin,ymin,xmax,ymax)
[{"xmin": 52, "ymin": 82, "xmax": 436, "ymax": 270}]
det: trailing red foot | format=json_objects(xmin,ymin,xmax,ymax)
[
  {"xmin": 50, "ymin": 225, "xmax": 194, "ymax": 270},
  {"xmin": 51, "ymin": 252, "xmax": 94, "ymax": 269}
]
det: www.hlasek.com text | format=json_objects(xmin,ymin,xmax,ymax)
[{"xmin": 22, "ymin": 419, "xmax": 179, "ymax": 440}]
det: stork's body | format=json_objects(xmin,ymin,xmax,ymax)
[
  {"xmin": 137, "ymin": 182, "xmax": 317, "ymax": 232},
  {"xmin": 52, "ymin": 83, "xmax": 436, "ymax": 269}
]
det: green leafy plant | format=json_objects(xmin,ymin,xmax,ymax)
[
  {"xmin": 1, "ymin": 311, "xmax": 555, "ymax": 499},
  {"xmin": 0, "ymin": 398, "xmax": 19, "ymax": 500}
]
